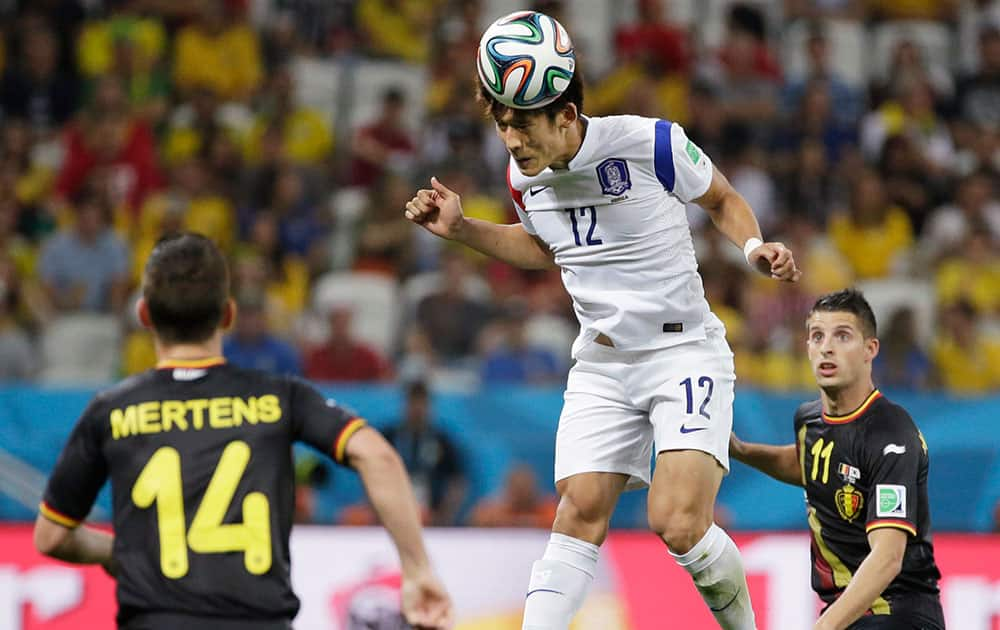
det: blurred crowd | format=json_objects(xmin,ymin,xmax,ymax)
[
  {"xmin": 0, "ymin": 0, "xmax": 998, "ymax": 526},
  {"xmin": 0, "ymin": 0, "xmax": 999, "ymax": 395}
]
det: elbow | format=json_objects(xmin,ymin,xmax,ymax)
[
  {"xmin": 33, "ymin": 522, "xmax": 67, "ymax": 557},
  {"xmin": 885, "ymin": 549, "xmax": 905, "ymax": 577}
]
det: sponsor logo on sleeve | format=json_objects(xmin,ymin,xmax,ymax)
[
  {"xmin": 876, "ymin": 484, "xmax": 907, "ymax": 518},
  {"xmin": 883, "ymin": 443, "xmax": 907, "ymax": 455},
  {"xmin": 685, "ymin": 139, "xmax": 701, "ymax": 165}
]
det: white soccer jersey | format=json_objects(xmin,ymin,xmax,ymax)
[{"xmin": 507, "ymin": 115, "xmax": 724, "ymax": 356}]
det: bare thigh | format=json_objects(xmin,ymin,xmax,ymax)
[{"xmin": 647, "ymin": 449, "xmax": 726, "ymax": 553}]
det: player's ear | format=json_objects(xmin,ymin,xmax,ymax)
[
  {"xmin": 136, "ymin": 297, "xmax": 153, "ymax": 330},
  {"xmin": 559, "ymin": 102, "xmax": 578, "ymax": 128},
  {"xmin": 866, "ymin": 336, "xmax": 880, "ymax": 363},
  {"xmin": 220, "ymin": 298, "xmax": 236, "ymax": 331}
]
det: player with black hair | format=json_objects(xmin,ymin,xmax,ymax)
[
  {"xmin": 34, "ymin": 233, "xmax": 452, "ymax": 630},
  {"xmin": 731, "ymin": 288, "xmax": 944, "ymax": 629}
]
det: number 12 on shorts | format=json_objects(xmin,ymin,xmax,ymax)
[{"xmin": 681, "ymin": 376, "xmax": 714, "ymax": 419}]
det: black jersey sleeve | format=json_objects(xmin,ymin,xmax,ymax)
[
  {"xmin": 288, "ymin": 378, "xmax": 366, "ymax": 465},
  {"xmin": 40, "ymin": 397, "xmax": 108, "ymax": 527},
  {"xmin": 863, "ymin": 407, "xmax": 922, "ymax": 537}
]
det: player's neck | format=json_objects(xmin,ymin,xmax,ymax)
[
  {"xmin": 820, "ymin": 378, "xmax": 877, "ymax": 416},
  {"xmin": 550, "ymin": 117, "xmax": 587, "ymax": 170},
  {"xmin": 155, "ymin": 332, "xmax": 225, "ymax": 364}
]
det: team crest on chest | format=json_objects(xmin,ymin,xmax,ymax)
[
  {"xmin": 835, "ymin": 484, "xmax": 864, "ymax": 522},
  {"xmin": 596, "ymin": 158, "xmax": 631, "ymax": 196}
]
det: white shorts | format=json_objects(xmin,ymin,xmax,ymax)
[{"xmin": 553, "ymin": 328, "xmax": 735, "ymax": 490}]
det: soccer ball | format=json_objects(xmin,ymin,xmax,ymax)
[{"xmin": 477, "ymin": 11, "xmax": 575, "ymax": 109}]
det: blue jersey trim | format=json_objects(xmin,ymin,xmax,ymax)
[{"xmin": 654, "ymin": 119, "xmax": 675, "ymax": 191}]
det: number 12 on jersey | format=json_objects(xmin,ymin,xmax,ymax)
[{"xmin": 566, "ymin": 206, "xmax": 602, "ymax": 246}]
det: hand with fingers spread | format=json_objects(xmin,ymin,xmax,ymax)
[
  {"xmin": 404, "ymin": 177, "xmax": 467, "ymax": 241},
  {"xmin": 401, "ymin": 569, "xmax": 454, "ymax": 629},
  {"xmin": 747, "ymin": 241, "xmax": 802, "ymax": 282}
]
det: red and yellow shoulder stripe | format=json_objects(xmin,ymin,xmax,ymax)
[
  {"xmin": 333, "ymin": 418, "xmax": 368, "ymax": 463},
  {"xmin": 866, "ymin": 519, "xmax": 917, "ymax": 537},
  {"xmin": 823, "ymin": 390, "xmax": 882, "ymax": 424},
  {"xmin": 39, "ymin": 501, "xmax": 81, "ymax": 528}
]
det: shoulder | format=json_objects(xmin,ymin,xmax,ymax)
[
  {"xmin": 865, "ymin": 396, "xmax": 918, "ymax": 437},
  {"xmin": 593, "ymin": 114, "xmax": 658, "ymax": 136},
  {"xmin": 794, "ymin": 399, "xmax": 823, "ymax": 426},
  {"xmin": 97, "ymin": 371, "xmax": 158, "ymax": 403}
]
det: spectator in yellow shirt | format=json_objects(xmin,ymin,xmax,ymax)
[
  {"xmin": 932, "ymin": 300, "xmax": 1000, "ymax": 394},
  {"xmin": 76, "ymin": 4, "xmax": 168, "ymax": 123},
  {"xmin": 829, "ymin": 169, "xmax": 914, "ymax": 279},
  {"xmin": 356, "ymin": 0, "xmax": 437, "ymax": 63},
  {"xmin": 933, "ymin": 301, "xmax": 1000, "ymax": 394},
  {"xmin": 244, "ymin": 66, "xmax": 332, "ymax": 166},
  {"xmin": 935, "ymin": 230, "xmax": 1000, "ymax": 315},
  {"xmin": 173, "ymin": 0, "xmax": 262, "ymax": 102}
]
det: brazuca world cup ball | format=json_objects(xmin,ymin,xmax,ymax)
[{"xmin": 477, "ymin": 11, "xmax": 575, "ymax": 109}]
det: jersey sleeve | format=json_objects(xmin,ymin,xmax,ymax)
[
  {"xmin": 863, "ymin": 409, "xmax": 923, "ymax": 537},
  {"xmin": 507, "ymin": 163, "xmax": 537, "ymax": 235},
  {"xmin": 652, "ymin": 120, "xmax": 714, "ymax": 203},
  {"xmin": 40, "ymin": 399, "xmax": 108, "ymax": 527},
  {"xmin": 289, "ymin": 378, "xmax": 367, "ymax": 465}
]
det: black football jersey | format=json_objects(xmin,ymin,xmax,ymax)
[
  {"xmin": 40, "ymin": 358, "xmax": 366, "ymax": 627},
  {"xmin": 794, "ymin": 389, "xmax": 943, "ymax": 622}
]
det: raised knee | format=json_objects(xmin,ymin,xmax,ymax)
[
  {"xmin": 554, "ymin": 491, "xmax": 613, "ymax": 544},
  {"xmin": 648, "ymin": 509, "xmax": 708, "ymax": 554}
]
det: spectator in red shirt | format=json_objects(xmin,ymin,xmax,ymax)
[
  {"xmin": 304, "ymin": 305, "xmax": 391, "ymax": 382},
  {"xmin": 348, "ymin": 87, "xmax": 415, "ymax": 188},
  {"xmin": 54, "ymin": 75, "xmax": 163, "ymax": 216},
  {"xmin": 613, "ymin": 0, "xmax": 689, "ymax": 74}
]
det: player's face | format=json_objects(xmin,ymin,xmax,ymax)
[
  {"xmin": 495, "ymin": 110, "xmax": 566, "ymax": 176},
  {"xmin": 806, "ymin": 311, "xmax": 879, "ymax": 389}
]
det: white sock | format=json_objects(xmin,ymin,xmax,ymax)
[
  {"xmin": 670, "ymin": 524, "xmax": 756, "ymax": 630},
  {"xmin": 521, "ymin": 532, "xmax": 600, "ymax": 630}
]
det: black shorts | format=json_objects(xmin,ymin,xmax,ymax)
[
  {"xmin": 844, "ymin": 594, "xmax": 945, "ymax": 630},
  {"xmin": 848, "ymin": 614, "xmax": 943, "ymax": 630},
  {"xmin": 119, "ymin": 611, "xmax": 293, "ymax": 630}
]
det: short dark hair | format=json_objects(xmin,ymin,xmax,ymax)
[
  {"xmin": 808, "ymin": 288, "xmax": 877, "ymax": 338},
  {"xmin": 143, "ymin": 232, "xmax": 229, "ymax": 344},
  {"xmin": 476, "ymin": 67, "xmax": 585, "ymax": 122}
]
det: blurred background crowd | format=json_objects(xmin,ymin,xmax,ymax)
[{"xmin": 0, "ymin": 0, "xmax": 999, "ymax": 526}]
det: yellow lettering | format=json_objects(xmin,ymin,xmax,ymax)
[
  {"xmin": 231, "ymin": 397, "xmax": 256, "ymax": 427},
  {"xmin": 257, "ymin": 395, "xmax": 281, "ymax": 423},
  {"xmin": 161, "ymin": 401, "xmax": 188, "ymax": 432},
  {"xmin": 110, "ymin": 406, "xmax": 138, "ymax": 439},
  {"xmin": 186, "ymin": 399, "xmax": 209, "ymax": 429},
  {"xmin": 209, "ymin": 397, "xmax": 233, "ymax": 429},
  {"xmin": 138, "ymin": 402, "xmax": 162, "ymax": 434}
]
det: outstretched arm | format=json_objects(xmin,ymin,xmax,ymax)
[
  {"xmin": 695, "ymin": 167, "xmax": 802, "ymax": 282},
  {"xmin": 729, "ymin": 433, "xmax": 802, "ymax": 486},
  {"xmin": 405, "ymin": 177, "xmax": 555, "ymax": 270},
  {"xmin": 345, "ymin": 427, "xmax": 453, "ymax": 629}
]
